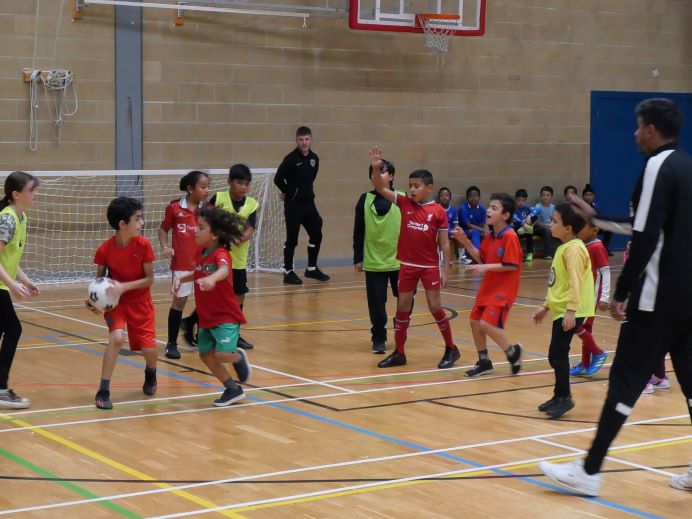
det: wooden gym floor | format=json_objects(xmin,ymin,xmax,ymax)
[{"xmin": 1, "ymin": 256, "xmax": 690, "ymax": 518}]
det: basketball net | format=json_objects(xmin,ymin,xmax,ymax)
[{"xmin": 416, "ymin": 14, "xmax": 460, "ymax": 68}]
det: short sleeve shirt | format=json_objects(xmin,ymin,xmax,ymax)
[
  {"xmin": 459, "ymin": 203, "xmax": 486, "ymax": 229},
  {"xmin": 193, "ymin": 246, "xmax": 246, "ymax": 329},
  {"xmin": 93, "ymin": 235, "xmax": 155, "ymax": 304},
  {"xmin": 160, "ymin": 197, "xmax": 202, "ymax": 271},
  {"xmin": 0, "ymin": 212, "xmax": 16, "ymax": 244},
  {"xmin": 444, "ymin": 205, "xmax": 458, "ymax": 234},
  {"xmin": 476, "ymin": 227, "xmax": 522, "ymax": 307},
  {"xmin": 395, "ymin": 194, "xmax": 448, "ymax": 268}
]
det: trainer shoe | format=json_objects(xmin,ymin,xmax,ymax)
[
  {"xmin": 232, "ymin": 348, "xmax": 252, "ymax": 384},
  {"xmin": 180, "ymin": 322, "xmax": 198, "ymax": 351},
  {"xmin": 507, "ymin": 344, "xmax": 522, "ymax": 375},
  {"xmin": 544, "ymin": 396, "xmax": 575, "ymax": 419},
  {"xmin": 669, "ymin": 463, "xmax": 692, "ymax": 491},
  {"xmin": 651, "ymin": 375, "xmax": 670, "ymax": 389},
  {"xmin": 164, "ymin": 342, "xmax": 181, "ymax": 359},
  {"xmin": 378, "ymin": 351, "xmax": 407, "ymax": 368},
  {"xmin": 283, "ymin": 270, "xmax": 303, "ymax": 285},
  {"xmin": 438, "ymin": 346, "xmax": 460, "ymax": 369},
  {"xmin": 213, "ymin": 386, "xmax": 245, "ymax": 407},
  {"xmin": 465, "ymin": 358, "xmax": 494, "ymax": 377},
  {"xmin": 142, "ymin": 369, "xmax": 157, "ymax": 396},
  {"xmin": 544, "ymin": 255, "xmax": 553, "ymax": 261},
  {"xmin": 569, "ymin": 363, "xmax": 586, "ymax": 377},
  {"xmin": 537, "ymin": 396, "xmax": 557, "ymax": 412},
  {"xmin": 584, "ymin": 352, "xmax": 608, "ymax": 377},
  {"xmin": 460, "ymin": 256, "xmax": 473, "ymax": 265},
  {"xmin": 95, "ymin": 389, "xmax": 113, "ymax": 410},
  {"xmin": 304, "ymin": 267, "xmax": 330, "ymax": 282},
  {"xmin": 523, "ymin": 225, "xmax": 534, "ymax": 235},
  {"xmin": 642, "ymin": 379, "xmax": 654, "ymax": 394},
  {"xmin": 237, "ymin": 336, "xmax": 254, "ymax": 350},
  {"xmin": 372, "ymin": 341, "xmax": 386, "ymax": 354},
  {"xmin": 523, "ymin": 253, "xmax": 534, "ymax": 262},
  {"xmin": 539, "ymin": 459, "xmax": 602, "ymax": 497},
  {"xmin": 0, "ymin": 389, "xmax": 31, "ymax": 410}
]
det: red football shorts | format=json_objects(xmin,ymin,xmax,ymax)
[
  {"xmin": 398, "ymin": 264, "xmax": 441, "ymax": 293},
  {"xmin": 104, "ymin": 297, "xmax": 156, "ymax": 351},
  {"xmin": 470, "ymin": 303, "xmax": 510, "ymax": 329}
]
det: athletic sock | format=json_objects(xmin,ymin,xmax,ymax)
[
  {"xmin": 478, "ymin": 349, "xmax": 489, "ymax": 361},
  {"xmin": 394, "ymin": 310, "xmax": 411, "ymax": 354},
  {"xmin": 99, "ymin": 379, "xmax": 110, "ymax": 392},
  {"xmin": 167, "ymin": 308, "xmax": 183, "ymax": 344},
  {"xmin": 223, "ymin": 377, "xmax": 240, "ymax": 390},
  {"xmin": 576, "ymin": 328, "xmax": 602, "ymax": 367},
  {"xmin": 432, "ymin": 308, "xmax": 455, "ymax": 348}
]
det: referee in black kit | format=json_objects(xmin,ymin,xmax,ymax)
[
  {"xmin": 274, "ymin": 126, "xmax": 330, "ymax": 285},
  {"xmin": 539, "ymin": 98, "xmax": 692, "ymax": 496}
]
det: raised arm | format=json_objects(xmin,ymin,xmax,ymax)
[{"xmin": 369, "ymin": 146, "xmax": 396, "ymax": 203}]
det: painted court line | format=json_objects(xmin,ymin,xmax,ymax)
[{"xmin": 1, "ymin": 419, "xmax": 686, "ymax": 516}]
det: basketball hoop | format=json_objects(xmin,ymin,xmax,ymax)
[{"xmin": 415, "ymin": 13, "xmax": 461, "ymax": 54}]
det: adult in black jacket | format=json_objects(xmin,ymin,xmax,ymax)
[
  {"xmin": 274, "ymin": 126, "xmax": 329, "ymax": 285},
  {"xmin": 540, "ymin": 98, "xmax": 692, "ymax": 495}
]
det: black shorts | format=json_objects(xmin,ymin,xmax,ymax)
[{"xmin": 232, "ymin": 268, "xmax": 249, "ymax": 295}]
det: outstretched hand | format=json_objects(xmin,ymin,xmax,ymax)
[{"xmin": 567, "ymin": 193, "xmax": 596, "ymax": 222}]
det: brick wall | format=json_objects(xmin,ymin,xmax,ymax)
[{"xmin": 1, "ymin": 1, "xmax": 691, "ymax": 262}]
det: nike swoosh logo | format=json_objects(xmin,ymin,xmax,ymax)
[{"xmin": 432, "ymin": 281, "xmax": 439, "ymax": 285}]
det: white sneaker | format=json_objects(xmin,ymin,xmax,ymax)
[
  {"xmin": 642, "ymin": 380, "xmax": 654, "ymax": 394},
  {"xmin": 0, "ymin": 389, "xmax": 31, "ymax": 410},
  {"xmin": 670, "ymin": 463, "xmax": 692, "ymax": 491},
  {"xmin": 651, "ymin": 375, "xmax": 670, "ymax": 389},
  {"xmin": 539, "ymin": 459, "xmax": 602, "ymax": 497}
]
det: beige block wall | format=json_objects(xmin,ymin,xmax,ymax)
[{"xmin": 1, "ymin": 1, "xmax": 691, "ymax": 262}]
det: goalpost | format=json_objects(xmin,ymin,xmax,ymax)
[{"xmin": 0, "ymin": 169, "xmax": 285, "ymax": 284}]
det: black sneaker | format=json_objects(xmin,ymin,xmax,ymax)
[
  {"xmin": 544, "ymin": 396, "xmax": 575, "ymax": 419},
  {"xmin": 378, "ymin": 351, "xmax": 407, "ymax": 368},
  {"xmin": 143, "ymin": 369, "xmax": 157, "ymax": 396},
  {"xmin": 438, "ymin": 346, "xmax": 460, "ymax": 369},
  {"xmin": 232, "ymin": 348, "xmax": 252, "ymax": 384},
  {"xmin": 164, "ymin": 342, "xmax": 181, "ymax": 359},
  {"xmin": 180, "ymin": 322, "xmax": 198, "ymax": 351},
  {"xmin": 507, "ymin": 344, "xmax": 522, "ymax": 375},
  {"xmin": 95, "ymin": 389, "xmax": 113, "ymax": 410},
  {"xmin": 304, "ymin": 267, "xmax": 330, "ymax": 282},
  {"xmin": 372, "ymin": 341, "xmax": 386, "ymax": 354},
  {"xmin": 237, "ymin": 336, "xmax": 254, "ymax": 350},
  {"xmin": 538, "ymin": 397, "xmax": 557, "ymax": 412},
  {"xmin": 213, "ymin": 386, "xmax": 245, "ymax": 407},
  {"xmin": 283, "ymin": 271, "xmax": 303, "ymax": 285},
  {"xmin": 465, "ymin": 358, "xmax": 494, "ymax": 377}
]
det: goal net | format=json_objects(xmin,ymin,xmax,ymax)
[{"xmin": 0, "ymin": 169, "xmax": 284, "ymax": 284}]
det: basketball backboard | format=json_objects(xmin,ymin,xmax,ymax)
[{"xmin": 349, "ymin": 0, "xmax": 485, "ymax": 36}]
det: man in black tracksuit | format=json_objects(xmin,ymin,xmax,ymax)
[
  {"xmin": 540, "ymin": 98, "xmax": 692, "ymax": 495},
  {"xmin": 274, "ymin": 126, "xmax": 329, "ymax": 285}
]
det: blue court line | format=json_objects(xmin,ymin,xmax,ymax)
[{"xmin": 46, "ymin": 335, "xmax": 662, "ymax": 518}]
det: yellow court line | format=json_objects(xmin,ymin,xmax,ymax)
[
  {"xmin": 4, "ymin": 414, "xmax": 246, "ymax": 519},
  {"xmin": 232, "ymin": 436, "xmax": 692, "ymax": 514}
]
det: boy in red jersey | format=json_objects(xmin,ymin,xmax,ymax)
[
  {"xmin": 88, "ymin": 197, "xmax": 157, "ymax": 410},
  {"xmin": 173, "ymin": 207, "xmax": 251, "ymax": 407},
  {"xmin": 570, "ymin": 222, "xmax": 610, "ymax": 378},
  {"xmin": 453, "ymin": 193, "xmax": 523, "ymax": 377},
  {"xmin": 369, "ymin": 147, "xmax": 460, "ymax": 369}
]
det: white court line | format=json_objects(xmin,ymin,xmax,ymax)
[
  {"xmin": 0, "ymin": 416, "xmax": 686, "ymax": 516},
  {"xmin": 15, "ymin": 303, "xmax": 353, "ymax": 395},
  {"xmin": 532, "ymin": 438, "xmax": 679, "ymax": 477},
  {"xmin": 253, "ymin": 365, "xmax": 354, "ymax": 394}
]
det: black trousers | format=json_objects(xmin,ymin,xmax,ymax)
[
  {"xmin": 548, "ymin": 316, "xmax": 584, "ymax": 398},
  {"xmin": 533, "ymin": 225, "xmax": 554, "ymax": 257},
  {"xmin": 520, "ymin": 233, "xmax": 534, "ymax": 254},
  {"xmin": 0, "ymin": 290, "xmax": 22, "ymax": 389},
  {"xmin": 584, "ymin": 310, "xmax": 692, "ymax": 474},
  {"xmin": 283, "ymin": 200, "xmax": 323, "ymax": 271},
  {"xmin": 365, "ymin": 270, "xmax": 399, "ymax": 343}
]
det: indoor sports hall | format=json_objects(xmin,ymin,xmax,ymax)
[{"xmin": 0, "ymin": 1, "xmax": 690, "ymax": 517}]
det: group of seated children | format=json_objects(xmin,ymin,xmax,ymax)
[{"xmin": 436, "ymin": 184, "xmax": 612, "ymax": 263}]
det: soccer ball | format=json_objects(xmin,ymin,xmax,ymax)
[{"xmin": 87, "ymin": 277, "xmax": 119, "ymax": 312}]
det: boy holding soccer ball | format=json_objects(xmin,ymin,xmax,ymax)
[{"xmin": 87, "ymin": 197, "xmax": 158, "ymax": 410}]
